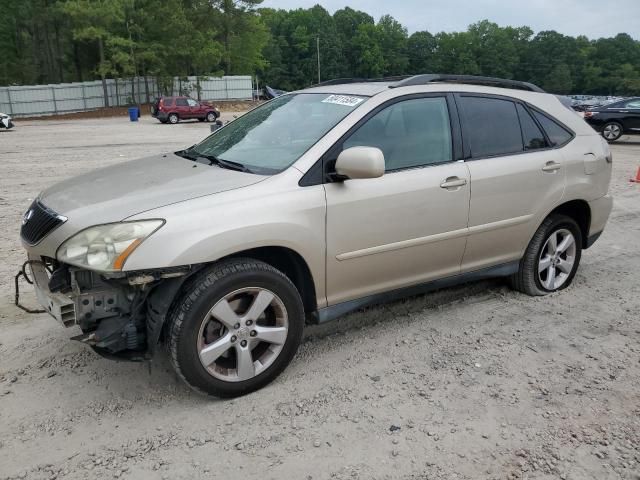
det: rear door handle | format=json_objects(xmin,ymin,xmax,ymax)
[
  {"xmin": 440, "ymin": 176, "xmax": 467, "ymax": 189},
  {"xmin": 542, "ymin": 161, "xmax": 562, "ymax": 173}
]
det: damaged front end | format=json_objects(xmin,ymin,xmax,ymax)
[{"xmin": 18, "ymin": 257, "xmax": 193, "ymax": 361}]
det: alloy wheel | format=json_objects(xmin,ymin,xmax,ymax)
[
  {"xmin": 602, "ymin": 123, "xmax": 621, "ymax": 140},
  {"xmin": 196, "ymin": 287, "xmax": 289, "ymax": 382},
  {"xmin": 538, "ymin": 228, "xmax": 576, "ymax": 291}
]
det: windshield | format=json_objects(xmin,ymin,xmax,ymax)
[{"xmin": 189, "ymin": 93, "xmax": 366, "ymax": 174}]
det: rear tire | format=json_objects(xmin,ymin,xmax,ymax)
[
  {"xmin": 168, "ymin": 113, "xmax": 179, "ymax": 124},
  {"xmin": 510, "ymin": 214, "xmax": 582, "ymax": 296},
  {"xmin": 601, "ymin": 121, "xmax": 623, "ymax": 142},
  {"xmin": 167, "ymin": 258, "xmax": 304, "ymax": 398}
]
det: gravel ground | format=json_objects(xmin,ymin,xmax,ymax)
[{"xmin": 0, "ymin": 116, "xmax": 639, "ymax": 480}]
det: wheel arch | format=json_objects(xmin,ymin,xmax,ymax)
[
  {"xmin": 223, "ymin": 246, "xmax": 318, "ymax": 316},
  {"xmin": 546, "ymin": 199, "xmax": 591, "ymax": 248},
  {"xmin": 149, "ymin": 245, "xmax": 318, "ymax": 350}
]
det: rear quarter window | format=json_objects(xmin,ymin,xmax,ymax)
[
  {"xmin": 163, "ymin": 97, "xmax": 173, "ymax": 107},
  {"xmin": 516, "ymin": 104, "xmax": 548, "ymax": 150},
  {"xmin": 531, "ymin": 110, "xmax": 573, "ymax": 146}
]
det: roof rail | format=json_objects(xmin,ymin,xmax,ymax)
[
  {"xmin": 390, "ymin": 74, "xmax": 545, "ymax": 93},
  {"xmin": 313, "ymin": 76, "xmax": 411, "ymax": 87}
]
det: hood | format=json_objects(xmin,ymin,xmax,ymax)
[{"xmin": 39, "ymin": 153, "xmax": 265, "ymax": 221}]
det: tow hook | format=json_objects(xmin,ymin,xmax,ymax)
[{"xmin": 14, "ymin": 261, "xmax": 46, "ymax": 314}]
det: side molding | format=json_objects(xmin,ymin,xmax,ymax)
[{"xmin": 312, "ymin": 261, "xmax": 519, "ymax": 324}]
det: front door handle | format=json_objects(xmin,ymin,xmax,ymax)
[
  {"xmin": 440, "ymin": 176, "xmax": 467, "ymax": 189},
  {"xmin": 542, "ymin": 161, "xmax": 562, "ymax": 173}
]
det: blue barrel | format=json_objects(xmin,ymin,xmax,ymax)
[{"xmin": 128, "ymin": 107, "xmax": 139, "ymax": 122}]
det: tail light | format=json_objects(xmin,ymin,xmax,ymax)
[
  {"xmin": 158, "ymin": 98, "xmax": 165, "ymax": 111},
  {"xmin": 583, "ymin": 111, "xmax": 594, "ymax": 119}
]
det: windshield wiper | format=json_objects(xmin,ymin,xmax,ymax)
[
  {"xmin": 176, "ymin": 149, "xmax": 252, "ymax": 173},
  {"xmin": 197, "ymin": 153, "xmax": 252, "ymax": 173}
]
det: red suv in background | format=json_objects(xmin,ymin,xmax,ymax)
[{"xmin": 151, "ymin": 96, "xmax": 220, "ymax": 124}]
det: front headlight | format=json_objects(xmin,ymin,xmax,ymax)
[{"xmin": 57, "ymin": 220, "xmax": 164, "ymax": 272}]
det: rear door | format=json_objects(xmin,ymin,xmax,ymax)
[
  {"xmin": 175, "ymin": 97, "xmax": 190, "ymax": 118},
  {"xmin": 457, "ymin": 94, "xmax": 566, "ymax": 272},
  {"xmin": 620, "ymin": 99, "xmax": 640, "ymax": 131},
  {"xmin": 324, "ymin": 95, "xmax": 470, "ymax": 305}
]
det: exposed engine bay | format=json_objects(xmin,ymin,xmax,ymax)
[{"xmin": 19, "ymin": 257, "xmax": 194, "ymax": 360}]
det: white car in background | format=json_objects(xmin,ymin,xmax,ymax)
[{"xmin": 1, "ymin": 112, "xmax": 14, "ymax": 130}]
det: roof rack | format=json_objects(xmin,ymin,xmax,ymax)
[
  {"xmin": 390, "ymin": 74, "xmax": 545, "ymax": 93},
  {"xmin": 313, "ymin": 76, "xmax": 411, "ymax": 87}
]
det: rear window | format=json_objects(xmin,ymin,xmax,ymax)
[
  {"xmin": 460, "ymin": 96, "xmax": 523, "ymax": 158},
  {"xmin": 531, "ymin": 110, "xmax": 573, "ymax": 146},
  {"xmin": 162, "ymin": 97, "xmax": 173, "ymax": 107}
]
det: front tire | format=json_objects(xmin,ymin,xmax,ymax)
[
  {"xmin": 206, "ymin": 111, "xmax": 217, "ymax": 122},
  {"xmin": 167, "ymin": 258, "xmax": 304, "ymax": 397},
  {"xmin": 601, "ymin": 122, "xmax": 623, "ymax": 142},
  {"xmin": 510, "ymin": 214, "xmax": 582, "ymax": 296}
]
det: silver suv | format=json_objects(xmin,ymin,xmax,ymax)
[{"xmin": 19, "ymin": 75, "xmax": 613, "ymax": 397}]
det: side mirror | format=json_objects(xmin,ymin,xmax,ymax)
[{"xmin": 335, "ymin": 147, "xmax": 385, "ymax": 180}]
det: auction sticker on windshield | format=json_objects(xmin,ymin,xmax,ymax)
[{"xmin": 322, "ymin": 95, "xmax": 364, "ymax": 107}]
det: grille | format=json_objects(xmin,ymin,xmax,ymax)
[{"xmin": 20, "ymin": 200, "xmax": 67, "ymax": 245}]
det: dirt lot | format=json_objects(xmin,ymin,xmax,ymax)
[{"xmin": 0, "ymin": 115, "xmax": 639, "ymax": 480}]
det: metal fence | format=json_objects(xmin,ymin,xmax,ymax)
[{"xmin": 0, "ymin": 75, "xmax": 253, "ymax": 118}]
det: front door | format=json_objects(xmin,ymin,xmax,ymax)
[
  {"xmin": 324, "ymin": 96, "xmax": 470, "ymax": 306},
  {"xmin": 187, "ymin": 98, "xmax": 201, "ymax": 118}
]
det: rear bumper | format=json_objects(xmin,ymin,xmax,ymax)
[
  {"xmin": 586, "ymin": 232, "xmax": 602, "ymax": 249},
  {"xmin": 586, "ymin": 195, "xmax": 613, "ymax": 248},
  {"xmin": 152, "ymin": 111, "xmax": 169, "ymax": 121}
]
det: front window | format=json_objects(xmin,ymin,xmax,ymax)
[
  {"xmin": 343, "ymin": 97, "xmax": 452, "ymax": 171},
  {"xmin": 190, "ymin": 93, "xmax": 366, "ymax": 174}
]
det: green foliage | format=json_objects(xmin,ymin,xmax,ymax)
[{"xmin": 1, "ymin": 2, "xmax": 640, "ymax": 96}]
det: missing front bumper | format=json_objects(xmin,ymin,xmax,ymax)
[{"xmin": 17, "ymin": 259, "xmax": 77, "ymax": 327}]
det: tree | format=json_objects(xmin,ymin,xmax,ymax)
[
  {"xmin": 206, "ymin": 0, "xmax": 267, "ymax": 75},
  {"xmin": 407, "ymin": 31, "xmax": 438, "ymax": 74},
  {"xmin": 333, "ymin": 7, "xmax": 374, "ymax": 77},
  {"xmin": 544, "ymin": 63, "xmax": 573, "ymax": 94},
  {"xmin": 351, "ymin": 23, "xmax": 385, "ymax": 78},
  {"xmin": 377, "ymin": 15, "xmax": 408, "ymax": 76},
  {"xmin": 62, "ymin": 0, "xmax": 128, "ymax": 105},
  {"xmin": 2, "ymin": 5, "xmax": 640, "ymax": 98}
]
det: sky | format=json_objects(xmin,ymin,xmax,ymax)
[{"xmin": 260, "ymin": 0, "xmax": 640, "ymax": 40}]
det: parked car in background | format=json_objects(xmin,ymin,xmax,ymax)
[
  {"xmin": 584, "ymin": 97, "xmax": 640, "ymax": 142},
  {"xmin": 151, "ymin": 96, "xmax": 220, "ymax": 124},
  {"xmin": 0, "ymin": 112, "xmax": 14, "ymax": 130},
  {"xmin": 20, "ymin": 74, "xmax": 613, "ymax": 397}
]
